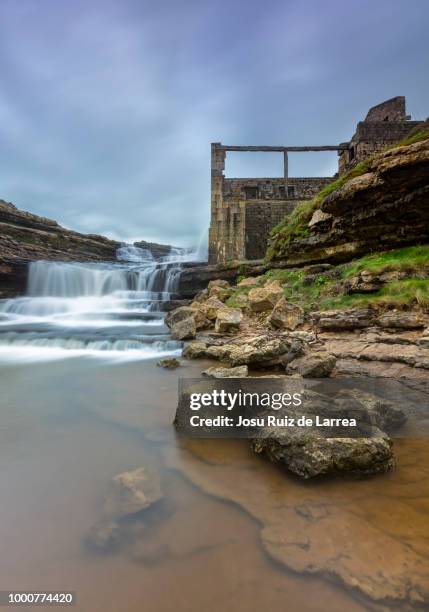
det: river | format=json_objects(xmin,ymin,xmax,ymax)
[{"xmin": 0, "ymin": 248, "xmax": 427, "ymax": 611}]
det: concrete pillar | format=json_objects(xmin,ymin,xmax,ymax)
[{"xmin": 283, "ymin": 151, "xmax": 288, "ymax": 178}]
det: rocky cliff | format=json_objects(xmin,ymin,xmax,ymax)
[
  {"xmin": 0, "ymin": 199, "xmax": 120, "ymax": 296},
  {"xmin": 267, "ymin": 133, "xmax": 429, "ymax": 266}
]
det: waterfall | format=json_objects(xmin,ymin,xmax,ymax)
[{"xmin": 0, "ymin": 245, "xmax": 197, "ymax": 363}]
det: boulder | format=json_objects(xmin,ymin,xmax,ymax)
[
  {"xmin": 252, "ymin": 429, "xmax": 394, "ymax": 479},
  {"xmin": 182, "ymin": 341, "xmax": 208, "ymax": 359},
  {"xmin": 208, "ymin": 279, "xmax": 230, "ymax": 291},
  {"xmin": 316, "ymin": 308, "xmax": 376, "ymax": 330},
  {"xmin": 171, "ymin": 316, "xmax": 196, "ymax": 340},
  {"xmin": 202, "ymin": 365, "xmax": 248, "ymax": 378},
  {"xmin": 197, "ymin": 296, "xmax": 226, "ymax": 320},
  {"xmin": 157, "ymin": 357, "xmax": 181, "ymax": 369},
  {"xmin": 287, "ymin": 351, "xmax": 336, "ymax": 377},
  {"xmin": 165, "ymin": 306, "xmax": 197, "ymax": 340},
  {"xmin": 269, "ymin": 297, "xmax": 304, "ymax": 330},
  {"xmin": 165, "ymin": 306, "xmax": 194, "ymax": 328},
  {"xmin": 377, "ymin": 312, "xmax": 425, "ymax": 329},
  {"xmin": 249, "ymin": 281, "xmax": 283, "ymax": 312},
  {"xmin": 189, "ymin": 303, "xmax": 212, "ymax": 330},
  {"xmin": 103, "ymin": 467, "xmax": 162, "ymax": 518},
  {"xmin": 215, "ymin": 307, "xmax": 243, "ymax": 333},
  {"xmin": 211, "ymin": 335, "xmax": 302, "ymax": 367}
]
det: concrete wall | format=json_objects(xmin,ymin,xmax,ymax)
[{"xmin": 209, "ymin": 172, "xmax": 332, "ymax": 263}]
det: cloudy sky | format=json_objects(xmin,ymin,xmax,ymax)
[{"xmin": 0, "ymin": 0, "xmax": 428, "ymax": 247}]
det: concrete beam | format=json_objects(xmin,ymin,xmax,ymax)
[{"xmin": 215, "ymin": 144, "xmax": 349, "ymax": 152}]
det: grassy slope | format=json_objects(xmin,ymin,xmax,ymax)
[{"xmin": 226, "ymin": 245, "xmax": 429, "ymax": 312}]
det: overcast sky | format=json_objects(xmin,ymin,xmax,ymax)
[{"xmin": 0, "ymin": 0, "xmax": 428, "ymax": 246}]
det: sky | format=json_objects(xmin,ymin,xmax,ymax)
[{"xmin": 0, "ymin": 0, "xmax": 428, "ymax": 247}]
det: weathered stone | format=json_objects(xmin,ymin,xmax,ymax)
[
  {"xmin": 287, "ymin": 351, "xmax": 336, "ymax": 377},
  {"xmin": 172, "ymin": 317, "xmax": 196, "ymax": 340},
  {"xmin": 308, "ymin": 209, "xmax": 332, "ymax": 229},
  {"xmin": 202, "ymin": 365, "xmax": 248, "ymax": 378},
  {"xmin": 252, "ymin": 430, "xmax": 394, "ymax": 479},
  {"xmin": 208, "ymin": 335, "xmax": 303, "ymax": 367},
  {"xmin": 208, "ymin": 279, "xmax": 230, "ymax": 291},
  {"xmin": 86, "ymin": 519, "xmax": 121, "ymax": 551},
  {"xmin": 336, "ymin": 389, "xmax": 407, "ymax": 432},
  {"xmin": 103, "ymin": 467, "xmax": 162, "ymax": 518},
  {"xmin": 269, "ymin": 297, "xmax": 304, "ymax": 330},
  {"xmin": 377, "ymin": 312, "xmax": 425, "ymax": 329},
  {"xmin": 157, "ymin": 357, "xmax": 181, "ymax": 369},
  {"xmin": 317, "ymin": 308, "xmax": 375, "ymax": 330},
  {"xmin": 182, "ymin": 341, "xmax": 208, "ymax": 359},
  {"xmin": 249, "ymin": 282, "xmax": 283, "ymax": 312},
  {"xmin": 189, "ymin": 303, "xmax": 212, "ymax": 330},
  {"xmin": 165, "ymin": 306, "xmax": 195, "ymax": 328},
  {"xmin": 197, "ymin": 296, "xmax": 226, "ymax": 320},
  {"xmin": 237, "ymin": 276, "xmax": 261, "ymax": 287},
  {"xmin": 214, "ymin": 308, "xmax": 242, "ymax": 333}
]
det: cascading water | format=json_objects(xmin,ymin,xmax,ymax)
[{"xmin": 0, "ymin": 244, "xmax": 204, "ymax": 363}]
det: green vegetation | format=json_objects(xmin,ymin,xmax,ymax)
[
  {"xmin": 342, "ymin": 245, "xmax": 429, "ymax": 278},
  {"xmin": 395, "ymin": 122, "xmax": 429, "ymax": 147},
  {"xmin": 228, "ymin": 245, "xmax": 429, "ymax": 312},
  {"xmin": 321, "ymin": 279, "xmax": 429, "ymax": 310}
]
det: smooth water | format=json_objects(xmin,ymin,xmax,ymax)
[{"xmin": 0, "ymin": 247, "xmax": 200, "ymax": 363}]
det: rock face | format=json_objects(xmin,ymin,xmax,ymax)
[
  {"xmin": 214, "ymin": 308, "xmax": 242, "ymax": 333},
  {"xmin": 316, "ymin": 308, "xmax": 376, "ymax": 330},
  {"xmin": 0, "ymin": 199, "xmax": 120, "ymax": 296},
  {"xmin": 269, "ymin": 297, "xmax": 304, "ymax": 330},
  {"xmin": 377, "ymin": 312, "xmax": 425, "ymax": 329},
  {"xmin": 269, "ymin": 138, "xmax": 429, "ymax": 265}
]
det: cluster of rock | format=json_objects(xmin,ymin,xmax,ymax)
[{"xmin": 166, "ymin": 273, "xmax": 425, "ymax": 479}]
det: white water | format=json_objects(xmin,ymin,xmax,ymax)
[{"xmin": 0, "ymin": 245, "xmax": 204, "ymax": 363}]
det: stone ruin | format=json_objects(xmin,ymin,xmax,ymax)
[{"xmin": 208, "ymin": 96, "xmax": 423, "ymax": 264}]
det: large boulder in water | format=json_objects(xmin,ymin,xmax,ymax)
[
  {"xmin": 104, "ymin": 467, "xmax": 162, "ymax": 518},
  {"xmin": 165, "ymin": 306, "xmax": 197, "ymax": 340},
  {"xmin": 251, "ymin": 389, "xmax": 403, "ymax": 478}
]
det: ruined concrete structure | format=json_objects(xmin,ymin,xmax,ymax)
[
  {"xmin": 338, "ymin": 96, "xmax": 422, "ymax": 174},
  {"xmin": 209, "ymin": 96, "xmax": 423, "ymax": 264}
]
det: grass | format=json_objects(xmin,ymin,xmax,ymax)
[
  {"xmin": 229, "ymin": 245, "xmax": 429, "ymax": 313},
  {"xmin": 342, "ymin": 245, "xmax": 429, "ymax": 278},
  {"xmin": 320, "ymin": 279, "xmax": 429, "ymax": 310}
]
